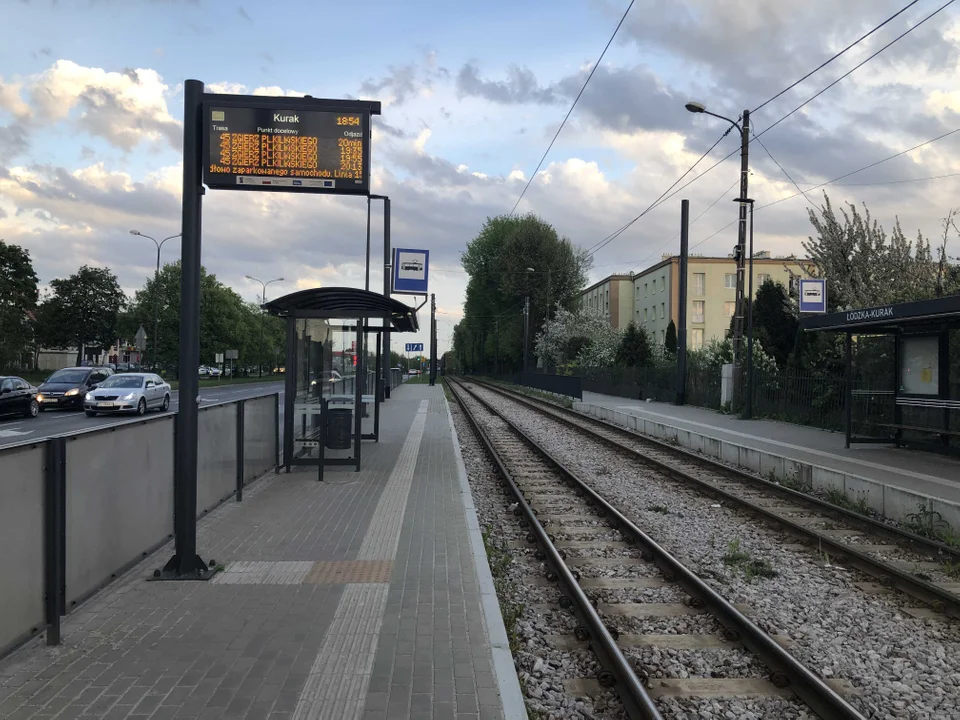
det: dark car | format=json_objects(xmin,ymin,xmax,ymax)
[
  {"xmin": 37, "ymin": 366, "xmax": 114, "ymax": 410},
  {"xmin": 0, "ymin": 376, "xmax": 40, "ymax": 419}
]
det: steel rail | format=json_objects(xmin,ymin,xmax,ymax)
[
  {"xmin": 467, "ymin": 378, "xmax": 960, "ymax": 619},
  {"xmin": 447, "ymin": 379, "xmax": 663, "ymax": 720},
  {"xmin": 474, "ymin": 378, "xmax": 960, "ymax": 563},
  {"xmin": 452, "ymin": 378, "xmax": 868, "ymax": 720}
]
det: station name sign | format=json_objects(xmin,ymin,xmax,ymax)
[
  {"xmin": 202, "ymin": 94, "xmax": 379, "ymax": 196},
  {"xmin": 845, "ymin": 306, "xmax": 894, "ymax": 323}
]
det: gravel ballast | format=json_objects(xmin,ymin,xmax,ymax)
[{"xmin": 461, "ymin": 383, "xmax": 960, "ymax": 720}]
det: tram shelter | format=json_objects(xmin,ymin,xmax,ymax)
[
  {"xmin": 264, "ymin": 287, "xmax": 419, "ymax": 474},
  {"xmin": 800, "ymin": 295, "xmax": 960, "ymax": 451}
]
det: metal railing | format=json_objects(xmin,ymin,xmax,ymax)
[{"xmin": 0, "ymin": 392, "xmax": 280, "ymax": 659}]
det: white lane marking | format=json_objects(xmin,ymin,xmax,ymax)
[
  {"xmin": 0, "ymin": 428, "xmax": 32, "ymax": 438},
  {"xmin": 292, "ymin": 399, "xmax": 429, "ymax": 720}
]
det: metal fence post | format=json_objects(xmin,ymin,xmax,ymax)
[
  {"xmin": 274, "ymin": 392, "xmax": 281, "ymax": 470},
  {"xmin": 44, "ymin": 437, "xmax": 66, "ymax": 645},
  {"xmin": 236, "ymin": 399, "xmax": 245, "ymax": 501}
]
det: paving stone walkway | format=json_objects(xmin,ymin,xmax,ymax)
[{"xmin": 0, "ymin": 384, "xmax": 515, "ymax": 720}]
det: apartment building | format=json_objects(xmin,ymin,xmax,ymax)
[
  {"xmin": 580, "ymin": 253, "xmax": 813, "ymax": 349},
  {"xmin": 580, "ymin": 274, "xmax": 634, "ymax": 328}
]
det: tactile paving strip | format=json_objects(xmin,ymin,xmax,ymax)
[{"xmin": 304, "ymin": 559, "xmax": 394, "ymax": 585}]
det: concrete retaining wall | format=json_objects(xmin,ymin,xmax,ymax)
[{"xmin": 574, "ymin": 401, "xmax": 958, "ymax": 529}]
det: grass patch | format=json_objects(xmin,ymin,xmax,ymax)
[
  {"xmin": 646, "ymin": 504, "xmax": 670, "ymax": 514},
  {"xmin": 722, "ymin": 538, "xmax": 777, "ymax": 581},
  {"xmin": 904, "ymin": 504, "xmax": 960, "ymax": 548},
  {"xmin": 481, "ymin": 528, "xmax": 525, "ymax": 655}
]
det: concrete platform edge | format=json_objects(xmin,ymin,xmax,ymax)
[
  {"xmin": 444, "ymin": 390, "xmax": 528, "ymax": 720},
  {"xmin": 574, "ymin": 401, "xmax": 960, "ymax": 531}
]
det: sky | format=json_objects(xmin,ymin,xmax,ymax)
[{"xmin": 2, "ymin": 0, "xmax": 960, "ymax": 355}]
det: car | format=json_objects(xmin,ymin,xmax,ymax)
[
  {"xmin": 37, "ymin": 367, "xmax": 114, "ymax": 410},
  {"xmin": 0, "ymin": 376, "xmax": 40, "ymax": 419},
  {"xmin": 83, "ymin": 373, "xmax": 171, "ymax": 416},
  {"xmin": 199, "ymin": 366, "xmax": 210, "ymax": 377},
  {"xmin": 208, "ymin": 366, "xmax": 221, "ymax": 378},
  {"xmin": 408, "ymin": 369, "xmax": 421, "ymax": 376},
  {"xmin": 310, "ymin": 370, "xmax": 343, "ymax": 387}
]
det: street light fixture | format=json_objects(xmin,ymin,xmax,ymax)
[
  {"xmin": 685, "ymin": 99, "xmax": 752, "ymax": 410},
  {"xmin": 130, "ymin": 229, "xmax": 181, "ymax": 371},
  {"xmin": 245, "ymin": 275, "xmax": 284, "ymax": 378}
]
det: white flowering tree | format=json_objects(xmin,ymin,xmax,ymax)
[{"xmin": 534, "ymin": 304, "xmax": 624, "ymax": 369}]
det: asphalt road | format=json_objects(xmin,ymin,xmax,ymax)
[{"xmin": 0, "ymin": 381, "xmax": 284, "ymax": 449}]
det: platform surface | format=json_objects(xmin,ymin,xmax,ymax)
[
  {"xmin": 579, "ymin": 390, "xmax": 960, "ymax": 505},
  {"xmin": 0, "ymin": 383, "xmax": 515, "ymax": 720}
]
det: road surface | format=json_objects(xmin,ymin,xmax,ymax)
[{"xmin": 0, "ymin": 381, "xmax": 284, "ymax": 450}]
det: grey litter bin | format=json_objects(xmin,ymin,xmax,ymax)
[{"xmin": 326, "ymin": 408, "xmax": 352, "ymax": 450}]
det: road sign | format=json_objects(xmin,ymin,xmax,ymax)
[
  {"xmin": 392, "ymin": 248, "xmax": 429, "ymax": 295},
  {"xmin": 215, "ymin": 353, "xmax": 224, "ymax": 364},
  {"xmin": 225, "ymin": 349, "xmax": 239, "ymax": 360},
  {"xmin": 134, "ymin": 326, "xmax": 147, "ymax": 351},
  {"xmin": 202, "ymin": 94, "xmax": 378, "ymax": 196},
  {"xmin": 405, "ymin": 343, "xmax": 424, "ymax": 352},
  {"xmin": 799, "ymin": 278, "xmax": 827, "ymax": 313}
]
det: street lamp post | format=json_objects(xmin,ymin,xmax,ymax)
[
  {"xmin": 684, "ymin": 102, "xmax": 751, "ymax": 370},
  {"xmin": 245, "ymin": 275, "xmax": 284, "ymax": 378},
  {"xmin": 130, "ymin": 230, "xmax": 181, "ymax": 371}
]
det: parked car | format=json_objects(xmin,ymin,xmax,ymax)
[
  {"xmin": 83, "ymin": 373, "xmax": 171, "ymax": 416},
  {"xmin": 208, "ymin": 366, "xmax": 221, "ymax": 378},
  {"xmin": 0, "ymin": 376, "xmax": 40, "ymax": 419},
  {"xmin": 37, "ymin": 367, "xmax": 114, "ymax": 410},
  {"xmin": 310, "ymin": 370, "xmax": 343, "ymax": 388}
]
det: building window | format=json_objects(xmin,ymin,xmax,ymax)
[
  {"xmin": 643, "ymin": 308, "xmax": 648, "ymax": 321},
  {"xmin": 644, "ymin": 282, "xmax": 648, "ymax": 297},
  {"xmin": 660, "ymin": 330, "xmax": 665, "ymax": 343},
  {"xmin": 660, "ymin": 303, "xmax": 665, "ymax": 319},
  {"xmin": 693, "ymin": 300, "xmax": 705, "ymax": 323},
  {"xmin": 757, "ymin": 273, "xmax": 770, "ymax": 286},
  {"xmin": 724, "ymin": 301, "xmax": 736, "ymax": 317},
  {"xmin": 693, "ymin": 273, "xmax": 705, "ymax": 296},
  {"xmin": 692, "ymin": 328, "xmax": 704, "ymax": 350},
  {"xmin": 724, "ymin": 273, "xmax": 736, "ymax": 289},
  {"xmin": 661, "ymin": 275, "xmax": 666, "ymax": 292}
]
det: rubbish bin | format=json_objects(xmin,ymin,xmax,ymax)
[{"xmin": 326, "ymin": 408, "xmax": 352, "ymax": 450}]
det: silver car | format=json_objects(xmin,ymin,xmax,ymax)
[{"xmin": 83, "ymin": 373, "xmax": 171, "ymax": 417}]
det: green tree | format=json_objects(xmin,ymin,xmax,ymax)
[
  {"xmin": 664, "ymin": 320, "xmax": 677, "ymax": 355},
  {"xmin": 456, "ymin": 213, "xmax": 591, "ymax": 373},
  {"xmin": 42, "ymin": 266, "xmax": 126, "ymax": 365},
  {"xmin": 125, "ymin": 261, "xmax": 284, "ymax": 375},
  {"xmin": 616, "ymin": 321, "xmax": 652, "ymax": 368},
  {"xmin": 752, "ymin": 279, "xmax": 798, "ymax": 368},
  {"xmin": 0, "ymin": 241, "xmax": 39, "ymax": 370}
]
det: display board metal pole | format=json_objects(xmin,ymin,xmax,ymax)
[
  {"xmin": 157, "ymin": 78, "xmax": 212, "ymax": 581},
  {"xmin": 382, "ymin": 197, "xmax": 391, "ymax": 398}
]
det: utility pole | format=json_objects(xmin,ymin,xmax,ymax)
[
  {"xmin": 677, "ymin": 199, "xmax": 689, "ymax": 406},
  {"xmin": 495, "ymin": 319, "xmax": 500, "ymax": 376},
  {"xmin": 380, "ymin": 196, "xmax": 391, "ymax": 398},
  {"xmin": 130, "ymin": 230, "xmax": 180, "ymax": 371},
  {"xmin": 732, "ymin": 109, "xmax": 751, "ymax": 371},
  {"xmin": 429, "ymin": 293, "xmax": 437, "ymax": 386},
  {"xmin": 744, "ymin": 199, "xmax": 756, "ymax": 420},
  {"xmin": 246, "ymin": 276, "xmax": 284, "ymax": 378},
  {"xmin": 522, "ymin": 295, "xmax": 530, "ymax": 374}
]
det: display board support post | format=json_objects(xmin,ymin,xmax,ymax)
[
  {"xmin": 156, "ymin": 78, "xmax": 213, "ymax": 581},
  {"xmin": 382, "ymin": 197, "xmax": 391, "ymax": 399}
]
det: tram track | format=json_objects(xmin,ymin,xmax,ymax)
[
  {"xmin": 464, "ymin": 377, "xmax": 960, "ymax": 620},
  {"xmin": 448, "ymin": 378, "xmax": 866, "ymax": 720}
]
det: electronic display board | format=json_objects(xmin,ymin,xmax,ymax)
[{"xmin": 203, "ymin": 104, "xmax": 371, "ymax": 195}]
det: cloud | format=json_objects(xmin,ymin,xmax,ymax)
[
  {"xmin": 1, "ymin": 60, "xmax": 180, "ymax": 151},
  {"xmin": 358, "ymin": 53, "xmax": 450, "ymax": 106},
  {"xmin": 455, "ymin": 62, "xmax": 557, "ymax": 105}
]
